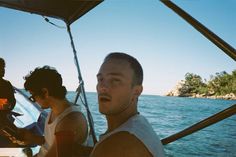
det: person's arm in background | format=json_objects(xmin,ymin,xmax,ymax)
[
  {"xmin": 17, "ymin": 128, "xmax": 45, "ymax": 146},
  {"xmin": 6, "ymin": 81, "xmax": 16, "ymax": 110}
]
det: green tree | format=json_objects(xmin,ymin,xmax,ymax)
[
  {"xmin": 180, "ymin": 70, "xmax": 236, "ymax": 96},
  {"xmin": 183, "ymin": 73, "xmax": 206, "ymax": 95},
  {"xmin": 208, "ymin": 70, "xmax": 236, "ymax": 95}
]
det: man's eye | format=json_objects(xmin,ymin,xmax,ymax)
[
  {"xmin": 97, "ymin": 78, "xmax": 103, "ymax": 82},
  {"xmin": 112, "ymin": 79, "xmax": 120, "ymax": 83}
]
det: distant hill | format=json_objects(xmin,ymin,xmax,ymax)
[{"xmin": 166, "ymin": 70, "xmax": 236, "ymax": 100}]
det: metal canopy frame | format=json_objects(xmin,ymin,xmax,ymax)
[
  {"xmin": 0, "ymin": 0, "xmax": 103, "ymax": 25},
  {"xmin": 161, "ymin": 0, "xmax": 236, "ymax": 61}
]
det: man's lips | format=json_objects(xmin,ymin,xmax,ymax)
[{"xmin": 98, "ymin": 94, "xmax": 111, "ymax": 102}]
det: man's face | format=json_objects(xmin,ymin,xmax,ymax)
[
  {"xmin": 96, "ymin": 59, "xmax": 141, "ymax": 115},
  {"xmin": 29, "ymin": 90, "xmax": 49, "ymax": 109}
]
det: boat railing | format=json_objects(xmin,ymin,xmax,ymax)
[{"xmin": 161, "ymin": 103, "xmax": 236, "ymax": 145}]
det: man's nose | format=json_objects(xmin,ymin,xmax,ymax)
[{"xmin": 97, "ymin": 81, "xmax": 109, "ymax": 92}]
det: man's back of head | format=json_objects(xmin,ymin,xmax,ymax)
[{"xmin": 0, "ymin": 58, "xmax": 5, "ymax": 78}]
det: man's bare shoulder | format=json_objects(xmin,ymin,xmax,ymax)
[
  {"xmin": 55, "ymin": 111, "xmax": 88, "ymax": 143},
  {"xmin": 62, "ymin": 110, "xmax": 85, "ymax": 121},
  {"xmin": 56, "ymin": 111, "xmax": 86, "ymax": 128},
  {"xmin": 91, "ymin": 131, "xmax": 152, "ymax": 157}
]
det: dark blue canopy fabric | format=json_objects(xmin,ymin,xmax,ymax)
[{"xmin": 0, "ymin": 0, "xmax": 103, "ymax": 25}]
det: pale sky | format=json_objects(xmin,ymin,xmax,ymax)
[{"xmin": 0, "ymin": 0, "xmax": 235, "ymax": 95}]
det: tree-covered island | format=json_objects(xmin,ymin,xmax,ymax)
[{"xmin": 166, "ymin": 70, "xmax": 236, "ymax": 100}]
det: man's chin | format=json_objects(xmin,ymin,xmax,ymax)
[
  {"xmin": 99, "ymin": 107, "xmax": 106, "ymax": 114},
  {"xmin": 99, "ymin": 107, "xmax": 109, "ymax": 115}
]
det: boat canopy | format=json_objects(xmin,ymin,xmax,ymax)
[{"xmin": 0, "ymin": 0, "xmax": 103, "ymax": 25}]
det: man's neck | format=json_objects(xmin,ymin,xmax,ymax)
[{"xmin": 50, "ymin": 99, "xmax": 70, "ymax": 122}]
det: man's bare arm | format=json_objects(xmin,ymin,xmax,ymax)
[
  {"xmin": 90, "ymin": 131, "xmax": 152, "ymax": 157},
  {"xmin": 17, "ymin": 128, "xmax": 45, "ymax": 145},
  {"xmin": 55, "ymin": 112, "xmax": 89, "ymax": 157}
]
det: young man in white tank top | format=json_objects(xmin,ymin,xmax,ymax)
[
  {"xmin": 90, "ymin": 53, "xmax": 165, "ymax": 157},
  {"xmin": 18, "ymin": 66, "xmax": 88, "ymax": 157}
]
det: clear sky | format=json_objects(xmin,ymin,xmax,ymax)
[{"xmin": 0, "ymin": 0, "xmax": 235, "ymax": 95}]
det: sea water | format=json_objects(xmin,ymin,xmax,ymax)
[{"xmin": 67, "ymin": 92, "xmax": 236, "ymax": 157}]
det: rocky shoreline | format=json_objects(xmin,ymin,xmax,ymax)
[
  {"xmin": 166, "ymin": 92, "xmax": 236, "ymax": 100},
  {"xmin": 190, "ymin": 93, "xmax": 236, "ymax": 100},
  {"xmin": 166, "ymin": 81, "xmax": 236, "ymax": 100}
]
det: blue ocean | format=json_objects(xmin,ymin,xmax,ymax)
[{"xmin": 67, "ymin": 92, "xmax": 236, "ymax": 157}]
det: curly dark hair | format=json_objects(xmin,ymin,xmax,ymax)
[{"xmin": 24, "ymin": 66, "xmax": 67, "ymax": 99}]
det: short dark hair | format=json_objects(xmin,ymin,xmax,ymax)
[
  {"xmin": 104, "ymin": 52, "xmax": 143, "ymax": 85},
  {"xmin": 0, "ymin": 58, "xmax": 5, "ymax": 68},
  {"xmin": 24, "ymin": 66, "xmax": 67, "ymax": 99}
]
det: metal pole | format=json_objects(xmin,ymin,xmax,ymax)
[
  {"xmin": 160, "ymin": 0, "xmax": 236, "ymax": 61},
  {"xmin": 66, "ymin": 24, "xmax": 97, "ymax": 144},
  {"xmin": 161, "ymin": 104, "xmax": 236, "ymax": 145}
]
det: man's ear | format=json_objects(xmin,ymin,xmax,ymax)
[
  {"xmin": 41, "ymin": 88, "xmax": 49, "ymax": 98},
  {"xmin": 134, "ymin": 85, "xmax": 143, "ymax": 96}
]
